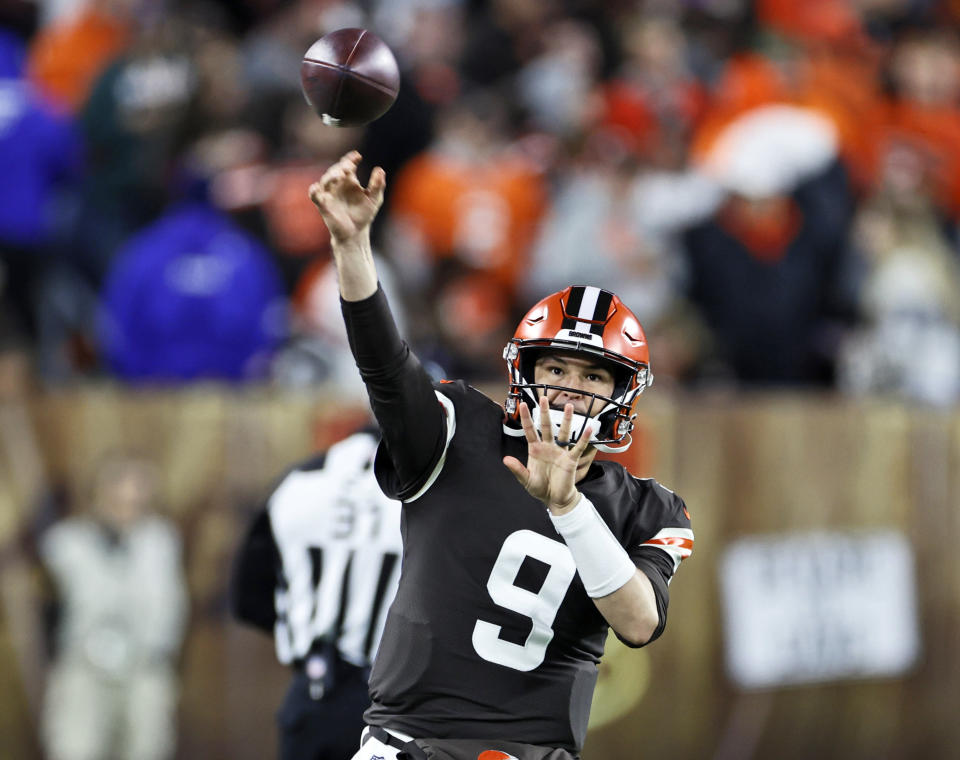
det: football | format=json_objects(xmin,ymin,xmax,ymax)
[{"xmin": 300, "ymin": 28, "xmax": 400, "ymax": 127}]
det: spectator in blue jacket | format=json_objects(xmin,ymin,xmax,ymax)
[
  {"xmin": 97, "ymin": 159, "xmax": 288, "ymax": 383},
  {"xmin": 0, "ymin": 27, "xmax": 82, "ymax": 344}
]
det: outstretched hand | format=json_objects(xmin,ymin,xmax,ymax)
[
  {"xmin": 308, "ymin": 150, "xmax": 386, "ymax": 243},
  {"xmin": 503, "ymin": 397, "xmax": 593, "ymax": 515}
]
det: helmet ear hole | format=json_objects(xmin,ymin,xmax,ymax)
[{"xmin": 610, "ymin": 365, "xmax": 634, "ymax": 398}]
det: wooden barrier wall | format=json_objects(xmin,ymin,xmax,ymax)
[{"xmin": 0, "ymin": 387, "xmax": 957, "ymax": 760}]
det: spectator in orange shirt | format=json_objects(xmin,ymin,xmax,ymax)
[
  {"xmin": 879, "ymin": 28, "xmax": 960, "ymax": 219},
  {"xmin": 385, "ymin": 89, "xmax": 547, "ymax": 300},
  {"xmin": 27, "ymin": 0, "xmax": 133, "ymax": 113},
  {"xmin": 598, "ymin": 13, "xmax": 708, "ymax": 167},
  {"xmin": 689, "ymin": 2, "xmax": 885, "ymax": 195}
]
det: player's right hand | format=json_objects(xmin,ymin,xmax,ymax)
[
  {"xmin": 308, "ymin": 151, "xmax": 386, "ymax": 243},
  {"xmin": 503, "ymin": 397, "xmax": 592, "ymax": 515}
]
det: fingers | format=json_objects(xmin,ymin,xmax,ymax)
[
  {"xmin": 521, "ymin": 398, "xmax": 592, "ymax": 453},
  {"xmin": 308, "ymin": 181, "xmax": 324, "ymax": 208},
  {"xmin": 368, "ymin": 166, "xmax": 386, "ymax": 207},
  {"xmin": 322, "ymin": 169, "xmax": 342, "ymax": 192},
  {"xmin": 556, "ymin": 402, "xmax": 574, "ymax": 445},
  {"xmin": 538, "ymin": 396, "xmax": 554, "ymax": 444},
  {"xmin": 307, "ymin": 181, "xmax": 350, "ymax": 237},
  {"xmin": 315, "ymin": 152, "xmax": 384, "ymax": 203},
  {"xmin": 307, "ymin": 181, "xmax": 336, "ymax": 215},
  {"xmin": 502, "ymin": 456, "xmax": 529, "ymax": 486},
  {"xmin": 319, "ymin": 151, "xmax": 361, "ymax": 191},
  {"xmin": 571, "ymin": 421, "xmax": 593, "ymax": 458},
  {"xmin": 518, "ymin": 402, "xmax": 539, "ymax": 444},
  {"xmin": 323, "ymin": 164, "xmax": 350, "ymax": 192},
  {"xmin": 334, "ymin": 150, "xmax": 362, "ymax": 176}
]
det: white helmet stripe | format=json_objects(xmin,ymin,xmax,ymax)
[{"xmin": 575, "ymin": 286, "xmax": 601, "ymax": 333}]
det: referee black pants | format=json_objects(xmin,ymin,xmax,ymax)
[{"xmin": 277, "ymin": 662, "xmax": 370, "ymax": 760}]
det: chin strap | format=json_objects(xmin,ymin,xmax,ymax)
[{"xmin": 592, "ymin": 433, "xmax": 633, "ymax": 454}]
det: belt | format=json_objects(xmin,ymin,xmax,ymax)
[{"xmin": 364, "ymin": 726, "xmax": 428, "ymax": 760}]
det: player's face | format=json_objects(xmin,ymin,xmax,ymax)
[{"xmin": 533, "ymin": 352, "xmax": 616, "ymax": 417}]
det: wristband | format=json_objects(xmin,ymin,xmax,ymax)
[{"xmin": 549, "ymin": 495, "xmax": 636, "ymax": 598}]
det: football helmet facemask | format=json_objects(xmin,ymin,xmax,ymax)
[{"xmin": 503, "ymin": 285, "xmax": 652, "ymax": 453}]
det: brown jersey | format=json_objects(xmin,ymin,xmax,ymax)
[
  {"xmin": 341, "ymin": 288, "xmax": 693, "ymax": 752},
  {"xmin": 366, "ymin": 380, "xmax": 692, "ymax": 750}
]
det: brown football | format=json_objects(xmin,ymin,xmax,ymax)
[{"xmin": 300, "ymin": 28, "xmax": 400, "ymax": 127}]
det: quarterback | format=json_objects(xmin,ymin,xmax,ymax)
[{"xmin": 309, "ymin": 151, "xmax": 693, "ymax": 760}]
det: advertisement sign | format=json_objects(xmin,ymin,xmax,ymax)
[{"xmin": 721, "ymin": 530, "xmax": 920, "ymax": 689}]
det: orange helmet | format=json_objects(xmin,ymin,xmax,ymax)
[{"xmin": 503, "ymin": 285, "xmax": 652, "ymax": 453}]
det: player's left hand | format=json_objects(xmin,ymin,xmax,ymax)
[{"xmin": 503, "ymin": 396, "xmax": 593, "ymax": 515}]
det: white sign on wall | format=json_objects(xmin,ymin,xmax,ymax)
[{"xmin": 720, "ymin": 529, "xmax": 920, "ymax": 689}]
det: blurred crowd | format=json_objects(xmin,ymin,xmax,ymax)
[{"xmin": 2, "ymin": 0, "xmax": 960, "ymax": 405}]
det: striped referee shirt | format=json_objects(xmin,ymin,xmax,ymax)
[{"xmin": 230, "ymin": 430, "xmax": 402, "ymax": 668}]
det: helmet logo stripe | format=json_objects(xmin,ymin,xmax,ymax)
[
  {"xmin": 589, "ymin": 290, "xmax": 613, "ymax": 335},
  {"xmin": 574, "ymin": 286, "xmax": 601, "ymax": 333},
  {"xmin": 563, "ymin": 286, "xmax": 615, "ymax": 336},
  {"xmin": 561, "ymin": 286, "xmax": 585, "ymax": 331}
]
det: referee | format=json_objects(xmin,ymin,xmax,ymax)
[{"xmin": 230, "ymin": 427, "xmax": 402, "ymax": 760}]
